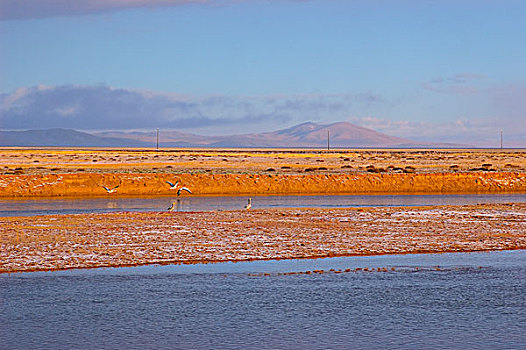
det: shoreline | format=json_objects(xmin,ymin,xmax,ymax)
[
  {"xmin": 3, "ymin": 248, "xmax": 524, "ymax": 275},
  {"xmin": 2, "ymin": 203, "xmax": 525, "ymax": 273},
  {"xmin": 2, "ymin": 149, "xmax": 524, "ymax": 274}
]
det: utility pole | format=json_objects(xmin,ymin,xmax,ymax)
[
  {"xmin": 156, "ymin": 128, "xmax": 160, "ymax": 150},
  {"xmin": 500, "ymin": 129, "xmax": 503, "ymax": 150},
  {"xmin": 327, "ymin": 129, "xmax": 330, "ymax": 151}
]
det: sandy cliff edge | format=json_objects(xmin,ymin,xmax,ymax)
[{"xmin": 0, "ymin": 172, "xmax": 525, "ymax": 197}]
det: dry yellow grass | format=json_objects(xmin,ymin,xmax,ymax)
[
  {"xmin": 1, "ymin": 148, "xmax": 525, "ymax": 175},
  {"xmin": 2, "ymin": 148, "xmax": 524, "ymax": 197},
  {"xmin": 1, "ymin": 171, "xmax": 525, "ymax": 197}
]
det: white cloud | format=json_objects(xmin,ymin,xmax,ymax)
[
  {"xmin": 55, "ymin": 105, "xmax": 78, "ymax": 117},
  {"xmin": 0, "ymin": 0, "xmax": 308, "ymax": 20},
  {"xmin": 422, "ymin": 73, "xmax": 485, "ymax": 95},
  {"xmin": 0, "ymin": 84, "xmax": 374, "ymax": 133},
  {"xmin": 349, "ymin": 116, "xmax": 525, "ymax": 147},
  {"xmin": 0, "ymin": 0, "xmax": 210, "ymax": 20},
  {"xmin": 1, "ymin": 84, "xmax": 524, "ymax": 146}
]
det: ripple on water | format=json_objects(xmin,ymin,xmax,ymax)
[{"xmin": 1, "ymin": 251, "xmax": 525, "ymax": 350}]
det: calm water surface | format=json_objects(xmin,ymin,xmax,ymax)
[
  {"xmin": 1, "ymin": 193, "xmax": 525, "ymax": 216},
  {"xmin": 1, "ymin": 250, "xmax": 525, "ymax": 350}
]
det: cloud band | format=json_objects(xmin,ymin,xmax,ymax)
[{"xmin": 0, "ymin": 0, "xmax": 210, "ymax": 20}]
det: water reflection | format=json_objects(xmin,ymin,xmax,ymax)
[
  {"xmin": 166, "ymin": 198, "xmax": 191, "ymax": 212},
  {"xmin": 0, "ymin": 193, "xmax": 525, "ymax": 217},
  {"xmin": 105, "ymin": 201, "xmax": 119, "ymax": 209}
]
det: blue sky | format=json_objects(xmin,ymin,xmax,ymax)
[{"xmin": 1, "ymin": 0, "xmax": 525, "ymax": 146}]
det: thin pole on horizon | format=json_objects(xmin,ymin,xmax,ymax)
[
  {"xmin": 500, "ymin": 129, "xmax": 503, "ymax": 150},
  {"xmin": 327, "ymin": 129, "xmax": 330, "ymax": 151},
  {"xmin": 156, "ymin": 128, "xmax": 160, "ymax": 150}
]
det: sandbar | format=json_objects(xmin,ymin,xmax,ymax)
[{"xmin": 1, "ymin": 203, "xmax": 525, "ymax": 273}]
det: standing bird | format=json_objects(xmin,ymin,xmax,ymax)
[
  {"xmin": 244, "ymin": 198, "xmax": 252, "ymax": 210},
  {"xmin": 101, "ymin": 185, "xmax": 119, "ymax": 194},
  {"xmin": 167, "ymin": 201, "xmax": 176, "ymax": 211}
]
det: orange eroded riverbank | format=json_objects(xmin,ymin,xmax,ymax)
[
  {"xmin": 1, "ymin": 203, "xmax": 525, "ymax": 273},
  {"xmin": 1, "ymin": 172, "xmax": 525, "ymax": 197}
]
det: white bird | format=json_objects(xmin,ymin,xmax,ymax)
[
  {"xmin": 166, "ymin": 179, "xmax": 191, "ymax": 196},
  {"xmin": 166, "ymin": 180, "xmax": 179, "ymax": 189},
  {"xmin": 177, "ymin": 187, "xmax": 192, "ymax": 196},
  {"xmin": 244, "ymin": 198, "xmax": 252, "ymax": 210},
  {"xmin": 101, "ymin": 185, "xmax": 119, "ymax": 194}
]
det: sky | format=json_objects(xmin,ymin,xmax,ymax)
[{"xmin": 0, "ymin": 0, "xmax": 525, "ymax": 147}]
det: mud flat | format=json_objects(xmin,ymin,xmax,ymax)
[{"xmin": 1, "ymin": 203, "xmax": 525, "ymax": 273}]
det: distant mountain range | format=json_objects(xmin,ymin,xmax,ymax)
[
  {"xmin": 0, "ymin": 121, "xmax": 471, "ymax": 148},
  {"xmin": 0, "ymin": 128, "xmax": 148, "ymax": 147}
]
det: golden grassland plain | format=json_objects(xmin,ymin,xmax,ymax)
[
  {"xmin": 2, "ymin": 148, "xmax": 525, "ymax": 176},
  {"xmin": 0, "ymin": 148, "xmax": 525, "ymax": 273}
]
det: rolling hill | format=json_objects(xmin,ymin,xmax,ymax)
[
  {"xmin": 0, "ymin": 128, "xmax": 148, "ymax": 147},
  {"xmin": 0, "ymin": 122, "xmax": 470, "ymax": 148}
]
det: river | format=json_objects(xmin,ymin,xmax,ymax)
[
  {"xmin": 1, "ymin": 193, "xmax": 525, "ymax": 216},
  {"xmin": 1, "ymin": 250, "xmax": 525, "ymax": 350}
]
